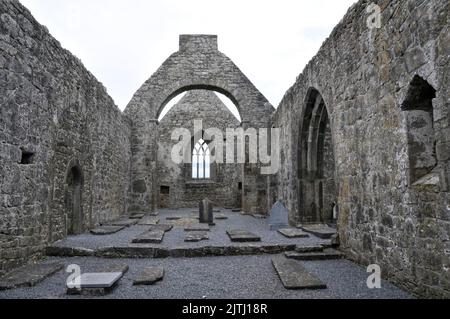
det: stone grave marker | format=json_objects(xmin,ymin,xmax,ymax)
[
  {"xmin": 269, "ymin": 201, "xmax": 289, "ymax": 231},
  {"xmin": 199, "ymin": 198, "xmax": 214, "ymax": 225}
]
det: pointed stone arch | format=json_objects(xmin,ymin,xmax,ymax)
[
  {"xmin": 125, "ymin": 35, "xmax": 274, "ymax": 213},
  {"xmin": 298, "ymin": 88, "xmax": 337, "ymax": 223},
  {"xmin": 65, "ymin": 159, "xmax": 84, "ymax": 235}
]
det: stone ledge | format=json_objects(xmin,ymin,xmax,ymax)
[{"xmin": 45, "ymin": 244, "xmax": 297, "ymax": 259}]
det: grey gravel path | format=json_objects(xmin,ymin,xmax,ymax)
[
  {"xmin": 51, "ymin": 209, "xmax": 330, "ymax": 250},
  {"xmin": 0, "ymin": 255, "xmax": 412, "ymax": 299}
]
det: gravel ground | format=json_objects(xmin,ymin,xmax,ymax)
[
  {"xmin": 51, "ymin": 209, "xmax": 330, "ymax": 250},
  {"xmin": 0, "ymin": 255, "xmax": 413, "ymax": 299}
]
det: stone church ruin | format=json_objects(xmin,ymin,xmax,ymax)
[{"xmin": 0, "ymin": 0, "xmax": 449, "ymax": 298}]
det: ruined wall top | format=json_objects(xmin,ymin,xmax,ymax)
[{"xmin": 179, "ymin": 34, "xmax": 218, "ymax": 52}]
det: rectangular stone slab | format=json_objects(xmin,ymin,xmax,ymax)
[
  {"xmin": 108, "ymin": 219, "xmax": 138, "ymax": 227},
  {"xmin": 227, "ymin": 230, "xmax": 261, "ymax": 242},
  {"xmin": 185, "ymin": 231, "xmax": 209, "ymax": 242},
  {"xmin": 299, "ymin": 224, "xmax": 337, "ymax": 239},
  {"xmin": 132, "ymin": 230, "xmax": 165, "ymax": 244},
  {"xmin": 149, "ymin": 224, "xmax": 173, "ymax": 232},
  {"xmin": 67, "ymin": 272, "xmax": 123, "ymax": 295},
  {"xmin": 90, "ymin": 226, "xmax": 125, "ymax": 235},
  {"xmin": 278, "ymin": 228, "xmax": 310, "ymax": 239},
  {"xmin": 185, "ymin": 224, "xmax": 210, "ymax": 232},
  {"xmin": 138, "ymin": 217, "xmax": 160, "ymax": 226},
  {"xmin": 133, "ymin": 267, "xmax": 164, "ymax": 286},
  {"xmin": 272, "ymin": 257, "xmax": 327, "ymax": 290},
  {"xmin": 130, "ymin": 213, "xmax": 145, "ymax": 219},
  {"xmin": 0, "ymin": 263, "xmax": 63, "ymax": 290},
  {"xmin": 166, "ymin": 216, "xmax": 182, "ymax": 220},
  {"xmin": 295, "ymin": 245, "xmax": 324, "ymax": 253},
  {"xmin": 215, "ymin": 214, "xmax": 228, "ymax": 220},
  {"xmin": 285, "ymin": 249, "xmax": 344, "ymax": 261}
]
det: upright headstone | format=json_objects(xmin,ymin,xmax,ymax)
[
  {"xmin": 269, "ymin": 201, "xmax": 289, "ymax": 231},
  {"xmin": 199, "ymin": 198, "xmax": 214, "ymax": 225}
]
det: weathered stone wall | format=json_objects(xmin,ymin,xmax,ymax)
[
  {"xmin": 157, "ymin": 90, "xmax": 241, "ymax": 209},
  {"xmin": 0, "ymin": 0, "xmax": 131, "ymax": 275},
  {"xmin": 274, "ymin": 0, "xmax": 450, "ymax": 298}
]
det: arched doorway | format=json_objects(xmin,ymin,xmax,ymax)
[
  {"xmin": 298, "ymin": 88, "xmax": 337, "ymax": 223},
  {"xmin": 66, "ymin": 164, "xmax": 83, "ymax": 235}
]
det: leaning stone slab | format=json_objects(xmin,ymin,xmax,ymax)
[
  {"xmin": 272, "ymin": 257, "xmax": 327, "ymax": 290},
  {"xmin": 91, "ymin": 225, "xmax": 125, "ymax": 235},
  {"xmin": 0, "ymin": 263, "xmax": 64, "ymax": 290},
  {"xmin": 133, "ymin": 267, "xmax": 164, "ymax": 286},
  {"xmin": 227, "ymin": 230, "xmax": 261, "ymax": 242},
  {"xmin": 67, "ymin": 272, "xmax": 123, "ymax": 295},
  {"xmin": 138, "ymin": 217, "xmax": 160, "ymax": 226},
  {"xmin": 278, "ymin": 228, "xmax": 310, "ymax": 239},
  {"xmin": 199, "ymin": 198, "xmax": 214, "ymax": 224},
  {"xmin": 299, "ymin": 224, "xmax": 337, "ymax": 239},
  {"xmin": 132, "ymin": 230, "xmax": 165, "ymax": 244},
  {"xmin": 185, "ymin": 224, "xmax": 210, "ymax": 232},
  {"xmin": 185, "ymin": 231, "xmax": 209, "ymax": 242},
  {"xmin": 108, "ymin": 219, "xmax": 139, "ymax": 227}
]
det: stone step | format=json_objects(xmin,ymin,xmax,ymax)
[
  {"xmin": 298, "ymin": 224, "xmax": 337, "ymax": 239},
  {"xmin": 148, "ymin": 224, "xmax": 173, "ymax": 232},
  {"xmin": 285, "ymin": 249, "xmax": 344, "ymax": 261},
  {"xmin": 132, "ymin": 230, "xmax": 165, "ymax": 244},
  {"xmin": 94, "ymin": 244, "xmax": 297, "ymax": 259},
  {"xmin": 272, "ymin": 257, "xmax": 327, "ymax": 290},
  {"xmin": 0, "ymin": 263, "xmax": 64, "ymax": 291}
]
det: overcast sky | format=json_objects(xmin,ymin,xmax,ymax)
[{"xmin": 20, "ymin": 0, "xmax": 356, "ymax": 113}]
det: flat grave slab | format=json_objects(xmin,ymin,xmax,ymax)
[
  {"xmin": 148, "ymin": 212, "xmax": 159, "ymax": 217},
  {"xmin": 227, "ymin": 230, "xmax": 261, "ymax": 242},
  {"xmin": 231, "ymin": 209, "xmax": 242, "ymax": 213},
  {"xmin": 133, "ymin": 267, "xmax": 164, "ymax": 286},
  {"xmin": 298, "ymin": 224, "xmax": 337, "ymax": 239},
  {"xmin": 285, "ymin": 249, "xmax": 344, "ymax": 261},
  {"xmin": 0, "ymin": 263, "xmax": 63, "ymax": 290},
  {"xmin": 166, "ymin": 216, "xmax": 182, "ymax": 221},
  {"xmin": 107, "ymin": 219, "xmax": 138, "ymax": 227},
  {"xmin": 185, "ymin": 231, "xmax": 209, "ymax": 242},
  {"xmin": 185, "ymin": 224, "xmax": 210, "ymax": 232},
  {"xmin": 272, "ymin": 257, "xmax": 327, "ymax": 290},
  {"xmin": 295, "ymin": 245, "xmax": 325, "ymax": 253},
  {"xmin": 278, "ymin": 228, "xmax": 310, "ymax": 239},
  {"xmin": 138, "ymin": 217, "xmax": 160, "ymax": 226},
  {"xmin": 132, "ymin": 230, "xmax": 165, "ymax": 244},
  {"xmin": 67, "ymin": 272, "xmax": 123, "ymax": 295},
  {"xmin": 215, "ymin": 214, "xmax": 228, "ymax": 220},
  {"xmin": 130, "ymin": 213, "xmax": 145, "ymax": 219},
  {"xmin": 148, "ymin": 224, "xmax": 173, "ymax": 232},
  {"xmin": 90, "ymin": 226, "xmax": 125, "ymax": 236}
]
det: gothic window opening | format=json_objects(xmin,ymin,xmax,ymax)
[{"xmin": 192, "ymin": 139, "xmax": 211, "ymax": 180}]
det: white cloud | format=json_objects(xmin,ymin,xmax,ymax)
[{"xmin": 19, "ymin": 0, "xmax": 356, "ymax": 111}]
